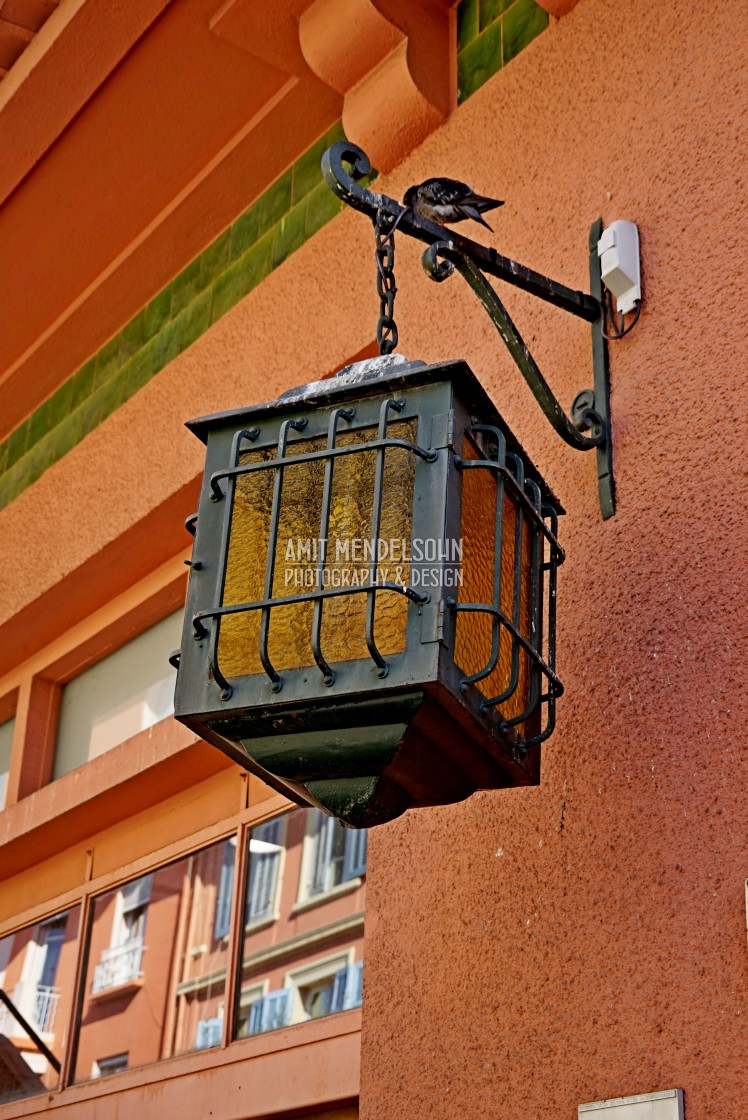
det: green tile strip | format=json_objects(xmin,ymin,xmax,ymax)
[
  {"xmin": 457, "ymin": 0, "xmax": 549, "ymax": 102},
  {"xmin": 0, "ymin": 122, "xmax": 351, "ymax": 513}
]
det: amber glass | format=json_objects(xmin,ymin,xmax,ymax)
[
  {"xmin": 454, "ymin": 433, "xmax": 533, "ymax": 725},
  {"xmin": 218, "ymin": 419, "xmax": 417, "ymax": 678}
]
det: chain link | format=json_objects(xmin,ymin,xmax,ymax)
[{"xmin": 374, "ymin": 209, "xmax": 398, "ymax": 355}]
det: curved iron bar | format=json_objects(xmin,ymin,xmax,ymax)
[
  {"xmin": 311, "ymin": 407, "xmax": 356, "ymax": 685},
  {"xmin": 365, "ymin": 399, "xmax": 406, "ymax": 678},
  {"xmin": 321, "ymin": 142, "xmax": 599, "ymax": 321},
  {"xmin": 206, "ymin": 427, "xmax": 262, "ymax": 700},
  {"xmin": 258, "ymin": 418, "xmax": 308, "ymax": 691},
  {"xmin": 423, "ymin": 242, "xmax": 605, "ymax": 452},
  {"xmin": 447, "ymin": 601, "xmax": 563, "ymax": 697},
  {"xmin": 193, "ymin": 580, "xmax": 429, "ymax": 636},
  {"xmin": 209, "ymin": 434, "xmax": 437, "ymax": 501}
]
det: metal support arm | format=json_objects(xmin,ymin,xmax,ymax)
[{"xmin": 322, "ymin": 141, "xmax": 615, "ymax": 518}]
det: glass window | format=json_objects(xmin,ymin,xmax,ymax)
[
  {"xmin": 299, "ymin": 810, "xmax": 368, "ymax": 900},
  {"xmin": 0, "ymin": 907, "xmax": 81, "ymax": 1104},
  {"xmin": 235, "ymin": 808, "xmax": 366, "ymax": 1041},
  {"xmin": 75, "ymin": 835, "xmax": 237, "ymax": 1081},
  {"xmin": 54, "ymin": 610, "xmax": 183, "ymax": 779},
  {"xmin": 0, "ymin": 718, "xmax": 14, "ymax": 809}
]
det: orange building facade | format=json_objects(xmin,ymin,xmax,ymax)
[{"xmin": 0, "ymin": 1, "xmax": 746, "ymax": 1119}]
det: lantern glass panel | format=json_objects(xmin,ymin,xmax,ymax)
[
  {"xmin": 454, "ymin": 431, "xmax": 535, "ymax": 728},
  {"xmin": 218, "ymin": 419, "xmax": 417, "ymax": 678}
]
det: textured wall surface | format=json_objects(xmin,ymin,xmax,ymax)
[{"xmin": 358, "ymin": 0, "xmax": 748, "ymax": 1117}]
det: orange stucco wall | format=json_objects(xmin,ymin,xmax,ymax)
[
  {"xmin": 0, "ymin": 0, "xmax": 745, "ymax": 1116},
  {"xmin": 357, "ymin": 2, "xmax": 748, "ymax": 1118}
]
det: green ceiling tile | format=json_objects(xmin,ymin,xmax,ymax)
[
  {"xmin": 125, "ymin": 339, "xmax": 155, "ymax": 396},
  {"xmin": 479, "ymin": 0, "xmax": 512, "ymax": 31},
  {"xmin": 292, "ymin": 137, "xmax": 327, "ymax": 206},
  {"xmin": 98, "ymin": 368, "xmax": 129, "ymax": 422},
  {"xmin": 230, "ymin": 206, "xmax": 261, "ymax": 261},
  {"xmin": 0, "ymin": 439, "xmax": 8, "ymax": 475},
  {"xmin": 259, "ymin": 169, "xmax": 292, "ymax": 234},
  {"xmin": 458, "ymin": 0, "xmax": 479, "ymax": 49},
  {"xmin": 199, "ymin": 229, "xmax": 231, "ymax": 287},
  {"xmin": 46, "ymin": 380, "xmax": 73, "ymax": 432},
  {"xmin": 502, "ymin": 0, "xmax": 548, "ymax": 65},
  {"xmin": 49, "ymin": 413, "xmax": 81, "ymax": 462},
  {"xmin": 94, "ymin": 336, "xmax": 122, "ymax": 388},
  {"xmin": 145, "ymin": 287, "xmax": 173, "ymax": 339},
  {"xmin": 24, "ymin": 440, "xmax": 53, "ymax": 488},
  {"xmin": 171, "ymin": 259, "xmax": 203, "ymax": 315},
  {"xmin": 272, "ymin": 202, "xmax": 307, "ymax": 268},
  {"xmin": 152, "ymin": 315, "xmax": 183, "ymax": 373},
  {"xmin": 120, "ymin": 309, "xmax": 147, "ymax": 360},
  {"xmin": 69, "ymin": 360, "xmax": 96, "ymax": 409},
  {"xmin": 0, "ymin": 473, "xmax": 15, "ymax": 511},
  {"xmin": 182, "ymin": 288, "xmax": 212, "ymax": 349},
  {"xmin": 6, "ymin": 421, "xmax": 29, "ymax": 470},
  {"xmin": 28, "ymin": 399, "xmax": 50, "ymax": 448},
  {"xmin": 242, "ymin": 232, "xmax": 273, "ymax": 293},
  {"xmin": 304, "ymin": 181, "xmax": 343, "ymax": 239},
  {"xmin": 211, "ymin": 258, "xmax": 248, "ymax": 324},
  {"xmin": 74, "ymin": 388, "xmax": 104, "ymax": 439},
  {"xmin": 457, "ymin": 18, "xmax": 502, "ymax": 100}
]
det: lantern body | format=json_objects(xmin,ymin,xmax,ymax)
[{"xmin": 174, "ymin": 356, "xmax": 563, "ymax": 827}]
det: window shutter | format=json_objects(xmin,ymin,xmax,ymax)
[
  {"xmin": 122, "ymin": 873, "xmax": 153, "ymax": 911},
  {"xmin": 214, "ymin": 840, "xmax": 236, "ymax": 938},
  {"xmin": 247, "ymin": 820, "xmax": 282, "ymax": 923},
  {"xmin": 330, "ymin": 961, "xmax": 364, "ymax": 1013},
  {"xmin": 342, "ymin": 828, "xmax": 368, "ymax": 880},
  {"xmin": 308, "ymin": 813, "xmax": 333, "ymax": 896},
  {"xmin": 195, "ymin": 1016, "xmax": 222, "ymax": 1049},
  {"xmin": 250, "ymin": 988, "xmax": 292, "ymax": 1034}
]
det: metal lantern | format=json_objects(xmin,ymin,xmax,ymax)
[{"xmin": 173, "ymin": 355, "xmax": 564, "ymax": 828}]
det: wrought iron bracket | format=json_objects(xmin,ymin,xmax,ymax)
[{"xmin": 322, "ymin": 141, "xmax": 615, "ymax": 518}]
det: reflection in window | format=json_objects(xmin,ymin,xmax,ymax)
[
  {"xmin": 0, "ymin": 718, "xmax": 14, "ymax": 810},
  {"xmin": 75, "ymin": 836, "xmax": 236, "ymax": 1081},
  {"xmin": 300, "ymin": 811, "xmax": 367, "ymax": 900},
  {"xmin": 54, "ymin": 610, "xmax": 183, "ymax": 779},
  {"xmin": 0, "ymin": 907, "xmax": 80, "ymax": 1104},
  {"xmin": 235, "ymin": 809, "xmax": 366, "ymax": 1040}
]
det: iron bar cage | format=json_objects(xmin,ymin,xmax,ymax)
[{"xmin": 173, "ymin": 355, "xmax": 564, "ymax": 827}]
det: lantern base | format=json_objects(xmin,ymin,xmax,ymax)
[{"xmin": 193, "ymin": 685, "xmax": 540, "ymax": 828}]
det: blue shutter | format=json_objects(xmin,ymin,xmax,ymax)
[
  {"xmin": 342, "ymin": 828, "xmax": 367, "ymax": 880},
  {"xmin": 330, "ymin": 961, "xmax": 364, "ymax": 1013},
  {"xmin": 249, "ymin": 988, "xmax": 293, "ymax": 1034},
  {"xmin": 247, "ymin": 819, "xmax": 283, "ymax": 923},
  {"xmin": 308, "ymin": 813, "xmax": 334, "ymax": 896},
  {"xmin": 214, "ymin": 839, "xmax": 236, "ymax": 938},
  {"xmin": 195, "ymin": 1016, "xmax": 222, "ymax": 1049}
]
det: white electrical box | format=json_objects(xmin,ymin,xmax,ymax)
[
  {"xmin": 580, "ymin": 1090, "xmax": 684, "ymax": 1120},
  {"xmin": 597, "ymin": 220, "xmax": 641, "ymax": 315}
]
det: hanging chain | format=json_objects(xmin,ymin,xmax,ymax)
[{"xmin": 374, "ymin": 208, "xmax": 398, "ymax": 355}]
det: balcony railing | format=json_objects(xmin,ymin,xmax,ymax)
[
  {"xmin": 92, "ymin": 938, "xmax": 144, "ymax": 993},
  {"xmin": 0, "ymin": 982, "xmax": 61, "ymax": 1035}
]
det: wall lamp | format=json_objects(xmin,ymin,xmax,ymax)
[{"xmin": 172, "ymin": 143, "xmax": 635, "ymax": 828}]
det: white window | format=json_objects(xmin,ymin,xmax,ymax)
[
  {"xmin": 0, "ymin": 717, "xmax": 13, "ymax": 809},
  {"xmin": 235, "ymin": 980, "xmax": 268, "ymax": 1039},
  {"xmin": 246, "ymin": 818, "xmax": 284, "ymax": 926},
  {"xmin": 246, "ymin": 987, "xmax": 293, "ymax": 1035},
  {"xmin": 14, "ymin": 917, "xmax": 66, "ymax": 1034},
  {"xmin": 213, "ymin": 838, "xmax": 236, "ymax": 939},
  {"xmin": 195, "ymin": 1014, "xmax": 223, "ymax": 1050},
  {"xmin": 283, "ymin": 951, "xmax": 363, "ymax": 1026},
  {"xmin": 298, "ymin": 811, "xmax": 367, "ymax": 901},
  {"xmin": 92, "ymin": 874, "xmax": 151, "ymax": 993},
  {"xmin": 54, "ymin": 610, "xmax": 183, "ymax": 779},
  {"xmin": 92, "ymin": 1053, "xmax": 128, "ymax": 1079}
]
